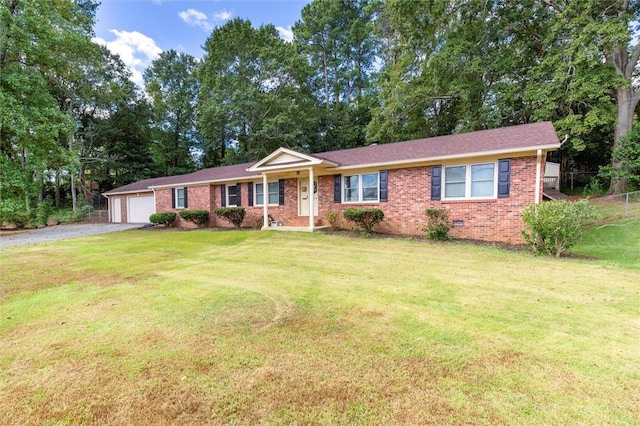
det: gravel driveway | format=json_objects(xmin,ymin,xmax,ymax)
[{"xmin": 0, "ymin": 223, "xmax": 144, "ymax": 249}]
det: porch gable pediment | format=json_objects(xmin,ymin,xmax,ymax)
[{"xmin": 247, "ymin": 148, "xmax": 338, "ymax": 173}]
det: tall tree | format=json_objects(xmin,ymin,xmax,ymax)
[
  {"xmin": 293, "ymin": 0, "xmax": 381, "ymax": 150},
  {"xmin": 369, "ymin": 0, "xmax": 553, "ymax": 142},
  {"xmin": 1, "ymin": 0, "xmax": 100, "ymax": 219},
  {"xmin": 144, "ymin": 49, "xmax": 200, "ymax": 175},
  {"xmin": 199, "ymin": 18, "xmax": 315, "ymax": 164},
  {"xmin": 533, "ymin": 0, "xmax": 640, "ymax": 194}
]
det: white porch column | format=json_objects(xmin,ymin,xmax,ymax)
[
  {"xmin": 262, "ymin": 173, "xmax": 269, "ymax": 228},
  {"xmin": 308, "ymin": 167, "xmax": 314, "ymax": 229},
  {"xmin": 535, "ymin": 149, "xmax": 542, "ymax": 204}
]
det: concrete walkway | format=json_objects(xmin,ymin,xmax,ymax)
[{"xmin": 0, "ymin": 223, "xmax": 144, "ymax": 249}]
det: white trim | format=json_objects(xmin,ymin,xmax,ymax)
[
  {"xmin": 342, "ymin": 172, "xmax": 380, "ymax": 204},
  {"xmin": 174, "ymin": 187, "xmax": 187, "ymax": 209},
  {"xmin": 308, "ymin": 168, "xmax": 315, "ymax": 229},
  {"xmin": 255, "ymin": 180, "xmax": 279, "ymax": 206},
  {"xmin": 225, "ymin": 184, "xmax": 239, "ymax": 207},
  {"xmin": 443, "ymin": 162, "xmax": 498, "ymax": 200},
  {"xmin": 535, "ymin": 149, "xmax": 542, "ymax": 204},
  {"xmin": 247, "ymin": 147, "xmax": 338, "ymax": 172},
  {"xmin": 262, "ymin": 174, "xmax": 269, "ymax": 228}
]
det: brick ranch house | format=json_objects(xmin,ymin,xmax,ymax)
[{"xmin": 103, "ymin": 121, "xmax": 561, "ymax": 244}]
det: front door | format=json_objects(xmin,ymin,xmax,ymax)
[{"xmin": 298, "ymin": 178, "xmax": 318, "ymax": 216}]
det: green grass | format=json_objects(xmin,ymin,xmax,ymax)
[
  {"xmin": 573, "ymin": 195, "xmax": 640, "ymax": 270},
  {"xmin": 1, "ymin": 229, "xmax": 639, "ymax": 425}
]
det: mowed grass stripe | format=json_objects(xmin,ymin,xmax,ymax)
[{"xmin": 1, "ymin": 230, "xmax": 638, "ymax": 425}]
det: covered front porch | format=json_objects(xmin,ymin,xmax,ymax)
[{"xmin": 247, "ymin": 148, "xmax": 338, "ymax": 232}]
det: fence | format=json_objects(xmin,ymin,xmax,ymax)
[
  {"xmin": 588, "ymin": 191, "xmax": 640, "ymax": 220},
  {"xmin": 83, "ymin": 209, "xmax": 110, "ymax": 223}
]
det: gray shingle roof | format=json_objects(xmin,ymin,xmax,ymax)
[{"xmin": 104, "ymin": 122, "xmax": 558, "ymax": 195}]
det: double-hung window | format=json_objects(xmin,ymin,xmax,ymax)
[
  {"xmin": 444, "ymin": 162, "xmax": 496, "ymax": 199},
  {"xmin": 226, "ymin": 184, "xmax": 238, "ymax": 206},
  {"xmin": 343, "ymin": 172, "xmax": 379, "ymax": 203},
  {"xmin": 255, "ymin": 182, "xmax": 279, "ymax": 205},
  {"xmin": 174, "ymin": 187, "xmax": 186, "ymax": 208}
]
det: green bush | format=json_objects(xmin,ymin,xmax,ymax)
[
  {"xmin": 214, "ymin": 207, "xmax": 245, "ymax": 228},
  {"xmin": 150, "ymin": 212, "xmax": 177, "ymax": 226},
  {"xmin": 179, "ymin": 209, "xmax": 210, "ymax": 226},
  {"xmin": 34, "ymin": 198, "xmax": 54, "ymax": 227},
  {"xmin": 0, "ymin": 198, "xmax": 29, "ymax": 228},
  {"xmin": 423, "ymin": 208, "xmax": 452, "ymax": 241},
  {"xmin": 49, "ymin": 209, "xmax": 76, "ymax": 225},
  {"xmin": 343, "ymin": 208, "xmax": 384, "ymax": 236},
  {"xmin": 521, "ymin": 199, "xmax": 598, "ymax": 257}
]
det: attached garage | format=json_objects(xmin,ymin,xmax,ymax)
[{"xmin": 127, "ymin": 194, "xmax": 155, "ymax": 223}]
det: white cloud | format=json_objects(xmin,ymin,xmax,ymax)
[
  {"xmin": 179, "ymin": 8, "xmax": 213, "ymax": 30},
  {"xmin": 92, "ymin": 30, "xmax": 162, "ymax": 88},
  {"xmin": 276, "ymin": 25, "xmax": 294, "ymax": 43},
  {"xmin": 212, "ymin": 10, "xmax": 232, "ymax": 21},
  {"xmin": 178, "ymin": 8, "xmax": 233, "ymax": 31}
]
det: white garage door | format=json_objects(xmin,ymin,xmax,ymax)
[{"xmin": 127, "ymin": 195, "xmax": 155, "ymax": 223}]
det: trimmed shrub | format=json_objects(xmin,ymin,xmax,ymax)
[
  {"xmin": 343, "ymin": 208, "xmax": 384, "ymax": 236},
  {"xmin": 214, "ymin": 207, "xmax": 245, "ymax": 228},
  {"xmin": 326, "ymin": 210, "xmax": 341, "ymax": 230},
  {"xmin": 150, "ymin": 212, "xmax": 177, "ymax": 226},
  {"xmin": 423, "ymin": 208, "xmax": 452, "ymax": 241},
  {"xmin": 179, "ymin": 209, "xmax": 210, "ymax": 226},
  {"xmin": 521, "ymin": 199, "xmax": 598, "ymax": 257}
]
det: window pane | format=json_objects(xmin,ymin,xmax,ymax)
[
  {"xmin": 345, "ymin": 189, "xmax": 359, "ymax": 202},
  {"xmin": 471, "ymin": 164, "xmax": 494, "ymax": 197},
  {"xmin": 445, "ymin": 166, "xmax": 466, "ymax": 198},
  {"xmin": 445, "ymin": 166, "xmax": 466, "ymax": 183},
  {"xmin": 228, "ymin": 185, "xmax": 237, "ymax": 206},
  {"xmin": 471, "ymin": 163, "xmax": 494, "ymax": 181},
  {"xmin": 445, "ymin": 182, "xmax": 465, "ymax": 198},
  {"xmin": 362, "ymin": 173, "xmax": 378, "ymax": 187},
  {"xmin": 344, "ymin": 175, "xmax": 359, "ymax": 202},
  {"xmin": 255, "ymin": 183, "xmax": 264, "ymax": 205},
  {"xmin": 268, "ymin": 182, "xmax": 279, "ymax": 204},
  {"xmin": 344, "ymin": 175, "xmax": 359, "ymax": 188},
  {"xmin": 362, "ymin": 173, "xmax": 379, "ymax": 201},
  {"xmin": 471, "ymin": 180, "xmax": 494, "ymax": 197},
  {"xmin": 363, "ymin": 188, "xmax": 378, "ymax": 201},
  {"xmin": 176, "ymin": 188, "xmax": 185, "ymax": 208}
]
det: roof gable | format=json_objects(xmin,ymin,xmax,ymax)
[{"xmin": 247, "ymin": 148, "xmax": 338, "ymax": 172}]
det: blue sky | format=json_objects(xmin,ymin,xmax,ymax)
[{"xmin": 93, "ymin": 0, "xmax": 310, "ymax": 87}]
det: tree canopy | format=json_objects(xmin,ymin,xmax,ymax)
[{"xmin": 2, "ymin": 0, "xmax": 638, "ymax": 226}]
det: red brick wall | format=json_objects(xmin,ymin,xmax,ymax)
[
  {"xmin": 155, "ymin": 185, "xmax": 214, "ymax": 228},
  {"xmin": 316, "ymin": 156, "xmax": 539, "ymax": 244},
  {"xmin": 152, "ymin": 155, "xmax": 541, "ymax": 243},
  {"xmin": 212, "ymin": 180, "xmax": 301, "ymax": 228}
]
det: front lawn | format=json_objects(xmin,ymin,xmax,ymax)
[{"xmin": 1, "ymin": 230, "xmax": 638, "ymax": 425}]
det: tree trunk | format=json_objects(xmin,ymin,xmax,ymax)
[
  {"xmin": 609, "ymin": 86, "xmax": 636, "ymax": 194},
  {"xmin": 55, "ymin": 167, "xmax": 61, "ymax": 208}
]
